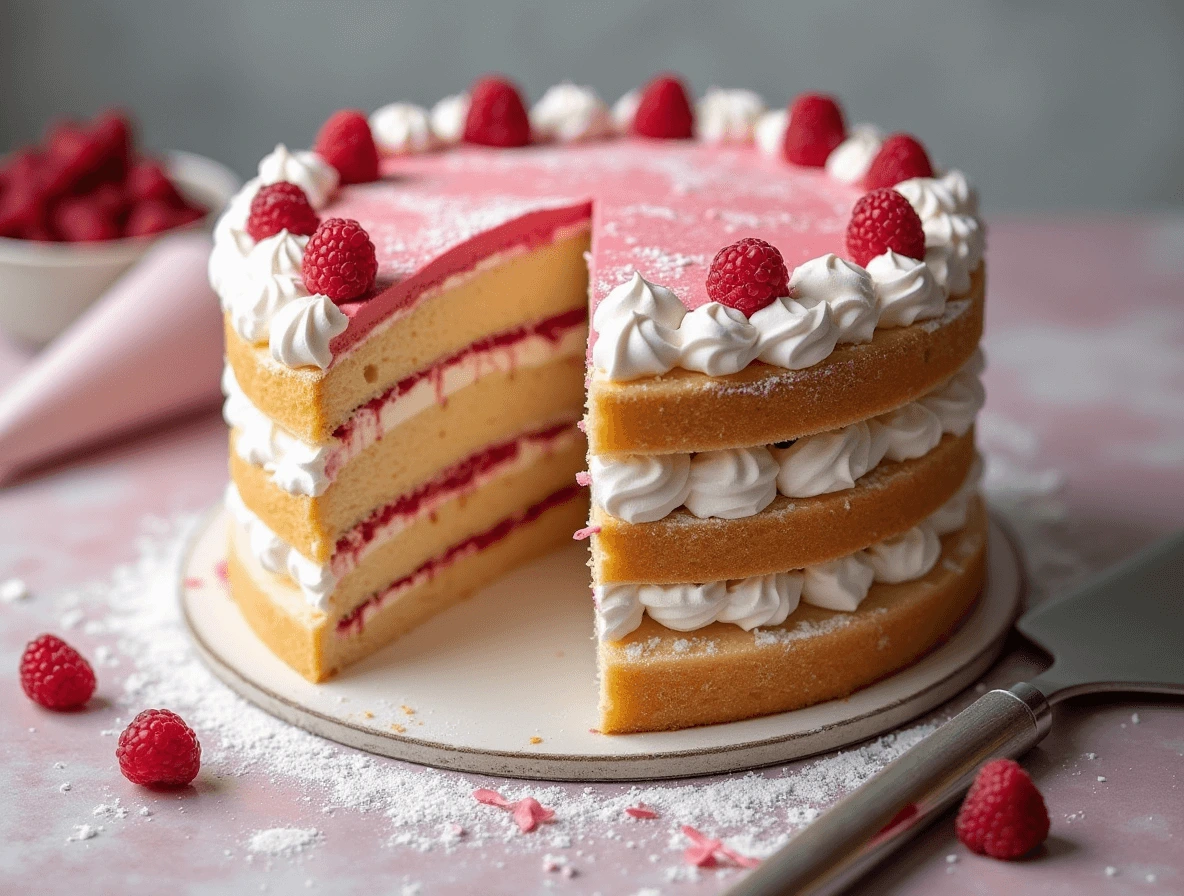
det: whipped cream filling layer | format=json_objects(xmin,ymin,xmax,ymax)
[
  {"xmin": 590, "ymin": 350, "xmax": 984, "ymax": 523},
  {"xmin": 224, "ymin": 309, "xmax": 588, "ymax": 497},
  {"xmin": 595, "ymin": 456, "xmax": 982, "ymax": 641},
  {"xmin": 591, "ymin": 170, "xmax": 982, "ymax": 382},
  {"xmin": 228, "ymin": 422, "xmax": 584, "ymax": 609}
]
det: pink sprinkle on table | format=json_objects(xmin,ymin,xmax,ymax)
[
  {"xmin": 572, "ymin": 525, "xmax": 601, "ymax": 541},
  {"xmin": 681, "ymin": 825, "xmax": 761, "ymax": 869},
  {"xmin": 472, "ymin": 788, "xmax": 555, "ymax": 833},
  {"xmin": 625, "ymin": 805, "xmax": 659, "ymax": 819}
]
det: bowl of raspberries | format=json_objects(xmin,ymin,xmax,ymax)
[{"xmin": 0, "ymin": 109, "xmax": 239, "ymax": 345}]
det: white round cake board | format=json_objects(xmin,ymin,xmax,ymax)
[{"xmin": 181, "ymin": 504, "xmax": 1022, "ymax": 781}]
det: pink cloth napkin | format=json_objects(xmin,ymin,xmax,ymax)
[{"xmin": 0, "ymin": 233, "xmax": 223, "ymax": 484}]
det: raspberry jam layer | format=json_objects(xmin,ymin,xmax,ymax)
[
  {"xmin": 336, "ymin": 484, "xmax": 583, "ymax": 637},
  {"xmin": 330, "ymin": 420, "xmax": 581, "ymax": 579},
  {"xmin": 324, "ymin": 307, "xmax": 587, "ymax": 481}
]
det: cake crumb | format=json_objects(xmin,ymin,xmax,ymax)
[
  {"xmin": 391, "ymin": 724, "xmax": 405, "ymax": 733},
  {"xmin": 529, "ymin": 736, "xmax": 543, "ymax": 745},
  {"xmin": 1097, "ymin": 776, "xmax": 1107, "ymax": 782},
  {"xmin": 401, "ymin": 705, "xmax": 416, "ymax": 715},
  {"xmin": 1106, "ymin": 866, "xmax": 1119, "ymax": 877},
  {"xmin": 59, "ymin": 782, "xmax": 71, "ymax": 793},
  {"xmin": 68, "ymin": 824, "xmax": 101, "ymax": 842},
  {"xmin": 1131, "ymin": 712, "xmax": 1140, "ymax": 724},
  {"xmin": 362, "ymin": 711, "xmax": 374, "ymax": 719}
]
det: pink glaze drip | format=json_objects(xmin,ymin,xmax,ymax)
[
  {"xmin": 332, "ymin": 306, "xmax": 586, "ymax": 442},
  {"xmin": 321, "ymin": 142, "xmax": 862, "ymax": 360},
  {"xmin": 331, "ymin": 420, "xmax": 577, "ymax": 572},
  {"xmin": 335, "ymin": 483, "xmax": 583, "ymax": 637}
]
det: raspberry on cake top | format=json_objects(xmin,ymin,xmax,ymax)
[{"xmin": 213, "ymin": 72, "xmax": 987, "ymax": 733}]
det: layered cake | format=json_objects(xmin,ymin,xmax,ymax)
[{"xmin": 212, "ymin": 75, "xmax": 987, "ymax": 733}]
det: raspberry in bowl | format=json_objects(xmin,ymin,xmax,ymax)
[{"xmin": 0, "ymin": 109, "xmax": 239, "ymax": 346}]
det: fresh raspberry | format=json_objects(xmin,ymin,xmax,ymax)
[
  {"xmin": 302, "ymin": 217, "xmax": 378, "ymax": 302},
  {"xmin": 90, "ymin": 182, "xmax": 131, "ymax": 223},
  {"xmin": 956, "ymin": 759, "xmax": 1050, "ymax": 859},
  {"xmin": 246, "ymin": 182, "xmax": 320, "ymax": 241},
  {"xmin": 0, "ymin": 182, "xmax": 50, "ymax": 239},
  {"xmin": 172, "ymin": 203, "xmax": 206, "ymax": 228},
  {"xmin": 54, "ymin": 196, "xmax": 120, "ymax": 242},
  {"xmin": 44, "ymin": 121, "xmax": 108, "ymax": 195},
  {"xmin": 126, "ymin": 160, "xmax": 185, "ymax": 208},
  {"xmin": 314, "ymin": 109, "xmax": 380, "ymax": 184},
  {"xmin": 116, "ymin": 708, "xmax": 201, "ymax": 787},
  {"xmin": 91, "ymin": 109, "xmax": 134, "ymax": 183},
  {"xmin": 865, "ymin": 133, "xmax": 934, "ymax": 190},
  {"xmin": 631, "ymin": 74, "xmax": 695, "ymax": 139},
  {"xmin": 782, "ymin": 93, "xmax": 846, "ymax": 167},
  {"xmin": 125, "ymin": 199, "xmax": 178, "ymax": 238},
  {"xmin": 19, "ymin": 634, "xmax": 96, "ymax": 710},
  {"xmin": 463, "ymin": 76, "xmax": 532, "ymax": 148},
  {"xmin": 705, "ymin": 237, "xmax": 790, "ymax": 317},
  {"xmin": 845, "ymin": 188, "xmax": 926, "ymax": 266}
]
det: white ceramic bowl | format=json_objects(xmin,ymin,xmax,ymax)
[{"xmin": 0, "ymin": 151, "xmax": 240, "ymax": 346}]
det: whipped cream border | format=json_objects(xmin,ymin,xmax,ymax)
[
  {"xmin": 209, "ymin": 145, "xmax": 345, "ymax": 371},
  {"xmin": 215, "ymin": 91, "xmax": 982, "ymax": 381},
  {"xmin": 588, "ymin": 350, "xmax": 984, "ymax": 523},
  {"xmin": 595, "ymin": 458, "xmax": 982, "ymax": 641}
]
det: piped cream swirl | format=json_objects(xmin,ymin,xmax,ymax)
[
  {"xmin": 370, "ymin": 103, "xmax": 435, "ymax": 154},
  {"xmin": 257, "ymin": 144, "xmax": 338, "ymax": 209},
  {"xmin": 695, "ymin": 88, "xmax": 766, "ymax": 144},
  {"xmin": 268, "ymin": 294, "xmax": 349, "ymax": 370},
  {"xmin": 530, "ymin": 83, "xmax": 612, "ymax": 143}
]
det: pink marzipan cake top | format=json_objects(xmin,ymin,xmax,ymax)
[{"xmin": 322, "ymin": 141, "xmax": 862, "ymax": 356}]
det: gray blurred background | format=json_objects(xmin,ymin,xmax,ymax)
[{"xmin": 2, "ymin": 0, "xmax": 1182, "ymax": 213}]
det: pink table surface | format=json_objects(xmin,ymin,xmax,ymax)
[{"xmin": 1, "ymin": 216, "xmax": 1182, "ymax": 895}]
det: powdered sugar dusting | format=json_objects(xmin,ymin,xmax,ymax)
[
  {"xmin": 41, "ymin": 420, "xmax": 1088, "ymax": 881},
  {"xmin": 58, "ymin": 514, "xmax": 939, "ymax": 863}
]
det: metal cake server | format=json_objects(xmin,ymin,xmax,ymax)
[{"xmin": 729, "ymin": 529, "xmax": 1184, "ymax": 896}]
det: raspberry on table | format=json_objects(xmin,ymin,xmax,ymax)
[
  {"xmin": 463, "ymin": 75, "xmax": 532, "ymax": 148},
  {"xmin": 116, "ymin": 708, "xmax": 201, "ymax": 787},
  {"xmin": 845, "ymin": 188, "xmax": 927, "ymax": 266},
  {"xmin": 631, "ymin": 74, "xmax": 695, "ymax": 140},
  {"xmin": 302, "ymin": 217, "xmax": 379, "ymax": 302},
  {"xmin": 246, "ymin": 182, "xmax": 320, "ymax": 242},
  {"xmin": 956, "ymin": 758, "xmax": 1050, "ymax": 859},
  {"xmin": 19, "ymin": 634, "xmax": 97, "ymax": 710},
  {"xmin": 782, "ymin": 93, "xmax": 846, "ymax": 167},
  {"xmin": 705, "ymin": 237, "xmax": 791, "ymax": 317},
  {"xmin": 865, "ymin": 133, "xmax": 934, "ymax": 190},
  {"xmin": 314, "ymin": 109, "xmax": 381, "ymax": 184}
]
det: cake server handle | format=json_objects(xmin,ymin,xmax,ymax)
[{"xmin": 725, "ymin": 683, "xmax": 1052, "ymax": 896}]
